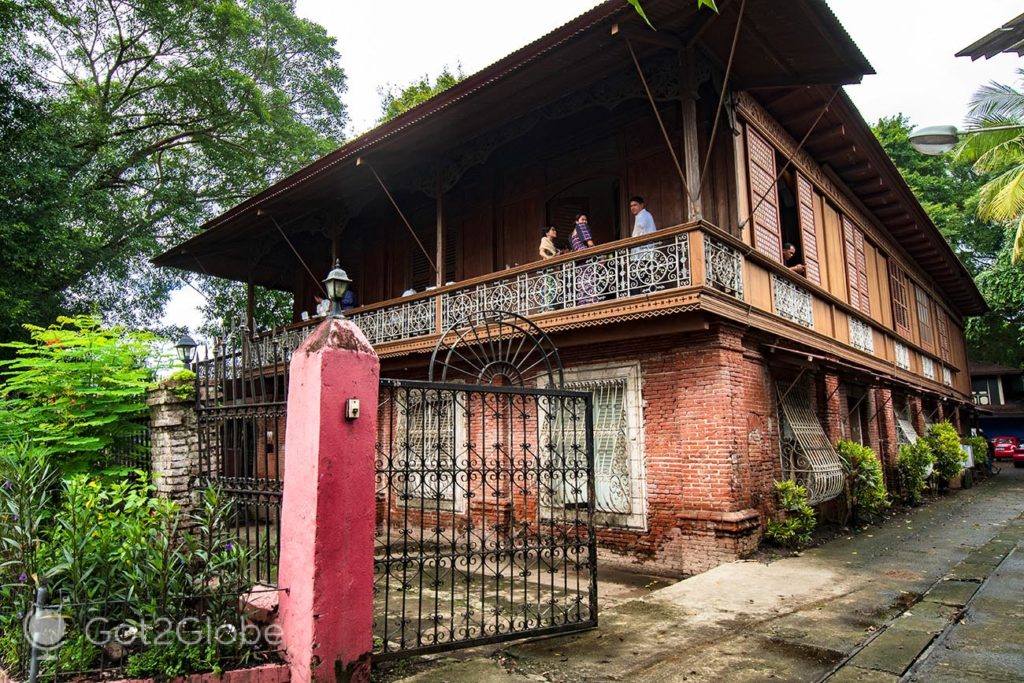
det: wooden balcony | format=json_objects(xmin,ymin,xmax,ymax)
[{"xmin": 262, "ymin": 221, "xmax": 965, "ymax": 399}]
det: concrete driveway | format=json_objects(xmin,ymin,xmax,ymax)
[{"xmin": 381, "ymin": 467, "xmax": 1024, "ymax": 682}]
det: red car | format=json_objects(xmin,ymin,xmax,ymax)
[{"xmin": 992, "ymin": 436, "xmax": 1019, "ymax": 461}]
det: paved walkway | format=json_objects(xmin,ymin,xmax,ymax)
[{"xmin": 381, "ymin": 468, "xmax": 1024, "ymax": 682}]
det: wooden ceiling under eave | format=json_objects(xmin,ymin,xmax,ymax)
[{"xmin": 756, "ymin": 85, "xmax": 987, "ymax": 318}]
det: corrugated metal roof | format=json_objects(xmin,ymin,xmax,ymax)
[{"xmin": 957, "ymin": 12, "xmax": 1024, "ymax": 60}]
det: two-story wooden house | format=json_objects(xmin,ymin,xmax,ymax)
[{"xmin": 156, "ymin": 0, "xmax": 986, "ymax": 576}]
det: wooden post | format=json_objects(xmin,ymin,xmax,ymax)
[
  {"xmin": 681, "ymin": 47, "xmax": 703, "ymax": 221},
  {"xmin": 435, "ymin": 174, "xmax": 445, "ymax": 287},
  {"xmin": 246, "ymin": 281, "xmax": 256, "ymax": 331}
]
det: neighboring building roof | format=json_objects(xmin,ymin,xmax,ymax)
[
  {"xmin": 957, "ymin": 13, "xmax": 1024, "ymax": 60},
  {"xmin": 969, "ymin": 360, "xmax": 1024, "ymax": 377},
  {"xmin": 153, "ymin": 0, "xmax": 985, "ymax": 316}
]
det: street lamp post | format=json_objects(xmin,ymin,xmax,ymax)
[{"xmin": 909, "ymin": 123, "xmax": 1024, "ymax": 156}]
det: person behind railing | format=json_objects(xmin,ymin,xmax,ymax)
[
  {"xmin": 630, "ymin": 196, "xmax": 657, "ymax": 238},
  {"xmin": 539, "ymin": 226, "xmax": 560, "ymax": 260},
  {"xmin": 628, "ymin": 196, "xmax": 659, "ymax": 294},
  {"xmin": 570, "ymin": 213, "xmax": 594, "ymax": 251},
  {"xmin": 783, "ymin": 242, "xmax": 806, "ymax": 276},
  {"xmin": 570, "ymin": 213, "xmax": 600, "ymax": 304}
]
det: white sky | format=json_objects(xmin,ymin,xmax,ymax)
[{"xmin": 161, "ymin": 0, "xmax": 1024, "ymax": 333}]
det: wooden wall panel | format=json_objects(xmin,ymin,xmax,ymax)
[
  {"xmin": 834, "ymin": 309, "xmax": 850, "ymax": 346},
  {"xmin": 874, "ymin": 249, "xmax": 893, "ymax": 331},
  {"xmin": 812, "ymin": 191, "xmax": 831, "ymax": 291},
  {"xmin": 864, "ymin": 242, "xmax": 883, "ymax": 327},
  {"xmin": 626, "ymin": 150, "xmax": 685, "ymax": 231},
  {"xmin": 746, "ymin": 262, "xmax": 772, "ymax": 312},
  {"xmin": 822, "ymin": 202, "xmax": 847, "ymax": 301},
  {"xmin": 813, "ymin": 298, "xmax": 833, "ymax": 337}
]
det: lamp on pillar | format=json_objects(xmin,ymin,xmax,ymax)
[
  {"xmin": 323, "ymin": 260, "xmax": 352, "ymax": 318},
  {"xmin": 174, "ymin": 334, "xmax": 197, "ymax": 368}
]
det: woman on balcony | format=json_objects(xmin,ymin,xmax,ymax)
[{"xmin": 571, "ymin": 214, "xmax": 600, "ymax": 305}]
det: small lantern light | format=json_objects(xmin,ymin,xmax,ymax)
[
  {"xmin": 174, "ymin": 333, "xmax": 197, "ymax": 366},
  {"xmin": 323, "ymin": 260, "xmax": 352, "ymax": 317}
]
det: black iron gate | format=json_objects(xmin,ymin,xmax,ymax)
[
  {"xmin": 373, "ymin": 378, "xmax": 598, "ymax": 659},
  {"xmin": 194, "ymin": 326, "xmax": 298, "ymax": 585},
  {"xmin": 193, "ymin": 311, "xmax": 599, "ymax": 655}
]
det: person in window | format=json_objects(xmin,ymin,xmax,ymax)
[
  {"xmin": 629, "ymin": 196, "xmax": 657, "ymax": 238},
  {"xmin": 539, "ymin": 226, "xmax": 560, "ymax": 259},
  {"xmin": 570, "ymin": 213, "xmax": 594, "ymax": 251},
  {"xmin": 783, "ymin": 242, "xmax": 806, "ymax": 276}
]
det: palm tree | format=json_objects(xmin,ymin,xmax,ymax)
[{"xmin": 956, "ymin": 68, "xmax": 1024, "ymax": 264}]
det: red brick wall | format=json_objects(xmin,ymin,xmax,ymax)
[{"xmin": 553, "ymin": 323, "xmax": 777, "ymax": 576}]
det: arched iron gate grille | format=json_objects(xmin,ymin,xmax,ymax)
[{"xmin": 374, "ymin": 379, "xmax": 599, "ymax": 659}]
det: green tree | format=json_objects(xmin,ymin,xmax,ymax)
[
  {"xmin": 956, "ymin": 68, "xmax": 1024, "ymax": 264},
  {"xmin": 873, "ymin": 115, "xmax": 1024, "ymax": 368},
  {"xmin": 379, "ymin": 65, "xmax": 463, "ymax": 123},
  {"xmin": 196, "ymin": 279, "xmax": 293, "ymax": 338},
  {"xmin": 0, "ymin": 0, "xmax": 347, "ymax": 343}
]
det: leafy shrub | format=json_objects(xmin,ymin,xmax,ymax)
[
  {"xmin": 962, "ymin": 435, "xmax": 988, "ymax": 467},
  {"xmin": 925, "ymin": 421, "xmax": 966, "ymax": 481},
  {"xmin": 164, "ymin": 368, "xmax": 197, "ymax": 401},
  {"xmin": 764, "ymin": 480, "xmax": 816, "ymax": 548},
  {"xmin": 837, "ymin": 440, "xmax": 889, "ymax": 519},
  {"xmin": 0, "ymin": 315, "xmax": 160, "ymax": 471},
  {"xmin": 898, "ymin": 440, "xmax": 934, "ymax": 505},
  {"xmin": 0, "ymin": 456, "xmax": 260, "ymax": 678}
]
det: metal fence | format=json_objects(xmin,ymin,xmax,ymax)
[
  {"xmin": 102, "ymin": 420, "xmax": 151, "ymax": 470},
  {"xmin": 373, "ymin": 379, "xmax": 598, "ymax": 659},
  {"xmin": 194, "ymin": 328, "xmax": 289, "ymax": 586}
]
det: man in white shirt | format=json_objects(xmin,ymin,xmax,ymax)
[
  {"xmin": 628, "ymin": 196, "xmax": 659, "ymax": 294},
  {"xmin": 630, "ymin": 196, "xmax": 657, "ymax": 237}
]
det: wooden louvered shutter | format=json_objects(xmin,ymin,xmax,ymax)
[
  {"xmin": 842, "ymin": 215, "xmax": 861, "ymax": 311},
  {"xmin": 889, "ymin": 263, "xmax": 912, "ymax": 338},
  {"xmin": 936, "ymin": 308, "xmax": 951, "ymax": 361},
  {"xmin": 854, "ymin": 226, "xmax": 869, "ymax": 315},
  {"xmin": 795, "ymin": 173, "xmax": 821, "ymax": 284},
  {"xmin": 745, "ymin": 125, "xmax": 783, "ymax": 262},
  {"xmin": 842, "ymin": 216, "xmax": 870, "ymax": 315}
]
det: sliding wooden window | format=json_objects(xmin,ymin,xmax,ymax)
[
  {"xmin": 841, "ymin": 215, "xmax": 870, "ymax": 315},
  {"xmin": 889, "ymin": 263, "xmax": 912, "ymax": 338},
  {"xmin": 914, "ymin": 284, "xmax": 933, "ymax": 346},
  {"xmin": 936, "ymin": 308, "xmax": 951, "ymax": 362},
  {"xmin": 745, "ymin": 125, "xmax": 783, "ymax": 263},
  {"xmin": 795, "ymin": 173, "xmax": 821, "ymax": 284}
]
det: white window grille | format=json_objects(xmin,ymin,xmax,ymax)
[
  {"xmin": 548, "ymin": 363, "xmax": 647, "ymax": 529},
  {"xmin": 391, "ymin": 389, "xmax": 467, "ymax": 512},
  {"xmin": 896, "ymin": 401, "xmax": 919, "ymax": 445},
  {"xmin": 849, "ymin": 317, "xmax": 874, "ymax": 354},
  {"xmin": 921, "ymin": 355, "xmax": 936, "ymax": 381},
  {"xmin": 942, "ymin": 366, "xmax": 953, "ymax": 386},
  {"xmin": 704, "ymin": 237, "xmax": 744, "ymax": 299},
  {"xmin": 895, "ymin": 342, "xmax": 910, "ymax": 370},
  {"xmin": 771, "ymin": 273, "xmax": 814, "ymax": 327},
  {"xmin": 777, "ymin": 379, "xmax": 845, "ymax": 505}
]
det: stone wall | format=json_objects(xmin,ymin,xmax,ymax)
[{"xmin": 147, "ymin": 384, "xmax": 199, "ymax": 515}]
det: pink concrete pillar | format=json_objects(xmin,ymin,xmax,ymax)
[{"xmin": 278, "ymin": 318, "xmax": 379, "ymax": 682}]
